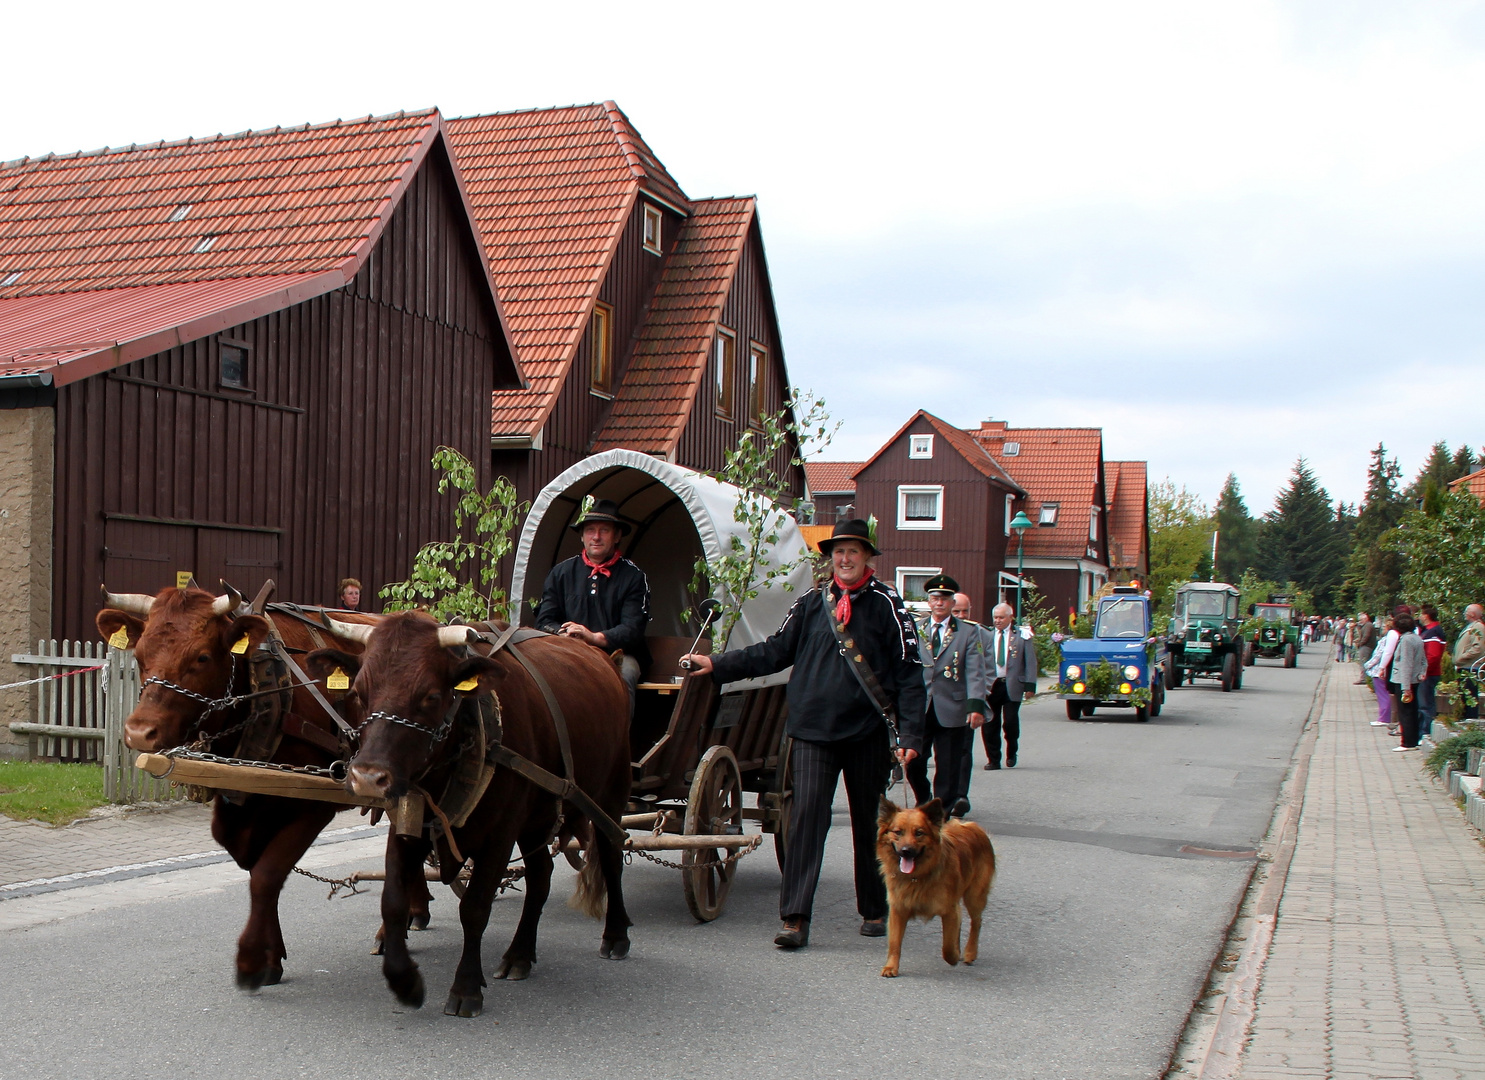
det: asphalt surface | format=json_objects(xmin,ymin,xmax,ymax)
[{"xmin": 0, "ymin": 649, "xmax": 1326, "ymax": 1080}]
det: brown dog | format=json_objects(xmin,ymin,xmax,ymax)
[{"xmin": 876, "ymin": 797, "xmax": 995, "ymax": 977}]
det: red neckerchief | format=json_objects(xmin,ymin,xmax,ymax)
[
  {"xmin": 832, "ymin": 566, "xmax": 874, "ymax": 625},
  {"xmin": 583, "ymin": 549, "xmax": 622, "ymax": 578}
]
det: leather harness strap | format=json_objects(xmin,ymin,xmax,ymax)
[
  {"xmin": 486, "ymin": 743, "xmax": 627, "ymax": 848},
  {"xmin": 504, "ymin": 639, "xmax": 576, "ymax": 790},
  {"xmin": 262, "ymin": 613, "xmax": 360, "ymax": 751}
]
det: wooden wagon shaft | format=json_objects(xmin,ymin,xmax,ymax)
[{"xmin": 133, "ymin": 753, "xmax": 392, "ymax": 809}]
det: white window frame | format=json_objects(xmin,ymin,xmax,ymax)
[
  {"xmin": 896, "ymin": 566, "xmax": 942, "ymax": 607},
  {"xmin": 642, "ymin": 204, "xmax": 663, "ymax": 254},
  {"xmin": 909, "ymin": 434, "xmax": 934, "ymax": 459},
  {"xmin": 1004, "ymin": 493, "xmax": 1015, "ymax": 536},
  {"xmin": 897, "ymin": 484, "xmax": 944, "ymax": 530},
  {"xmin": 1089, "ymin": 506, "xmax": 1100, "ymax": 542},
  {"xmin": 1039, "ymin": 502, "xmax": 1060, "ymax": 526}
]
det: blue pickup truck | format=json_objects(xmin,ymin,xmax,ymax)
[{"xmin": 1057, "ymin": 586, "xmax": 1169, "ymax": 722}]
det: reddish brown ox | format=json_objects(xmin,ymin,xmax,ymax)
[
  {"xmin": 307, "ymin": 611, "xmax": 632, "ymax": 1018},
  {"xmin": 97, "ymin": 584, "xmax": 412, "ymax": 989}
]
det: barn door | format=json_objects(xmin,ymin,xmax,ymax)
[
  {"xmin": 102, "ymin": 519, "xmax": 196, "ymax": 595},
  {"xmin": 196, "ymin": 528, "xmax": 282, "ymax": 598}
]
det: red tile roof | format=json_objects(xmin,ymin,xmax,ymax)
[
  {"xmin": 1105, "ymin": 460, "xmax": 1148, "ymax": 571},
  {"xmin": 1449, "ymin": 466, "xmax": 1485, "ymax": 503},
  {"xmin": 970, "ymin": 421, "xmax": 1105, "ymax": 561},
  {"xmin": 805, "ymin": 461, "xmax": 862, "ymax": 494},
  {"xmin": 0, "ymin": 110, "xmax": 510, "ymax": 387},
  {"xmin": 445, "ymin": 103, "xmax": 690, "ymax": 438},
  {"xmin": 591, "ymin": 198, "xmax": 753, "ymax": 454},
  {"xmin": 856, "ymin": 410, "xmax": 1024, "ymax": 492}
]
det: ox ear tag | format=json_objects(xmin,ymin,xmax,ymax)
[
  {"xmin": 108, "ymin": 627, "xmax": 130, "ymax": 649},
  {"xmin": 455, "ymin": 676, "xmax": 480, "ymax": 692},
  {"xmin": 230, "ymin": 634, "xmax": 251, "ymax": 655},
  {"xmin": 327, "ymin": 668, "xmax": 350, "ymax": 691}
]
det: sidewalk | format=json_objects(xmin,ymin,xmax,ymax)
[
  {"xmin": 0, "ymin": 799, "xmax": 216, "ymax": 890},
  {"xmin": 1233, "ymin": 662, "xmax": 1485, "ymax": 1079}
]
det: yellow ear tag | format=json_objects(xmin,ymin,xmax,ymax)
[
  {"xmin": 230, "ymin": 635, "xmax": 251, "ymax": 655},
  {"xmin": 108, "ymin": 627, "xmax": 130, "ymax": 649},
  {"xmin": 326, "ymin": 668, "xmax": 350, "ymax": 691},
  {"xmin": 455, "ymin": 677, "xmax": 479, "ymax": 692}
]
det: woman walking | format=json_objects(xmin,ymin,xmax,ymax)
[{"xmin": 1387, "ymin": 610, "xmax": 1426, "ymax": 751}]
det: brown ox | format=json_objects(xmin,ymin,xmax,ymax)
[
  {"xmin": 307, "ymin": 611, "xmax": 632, "ymax": 1018},
  {"xmin": 96, "ymin": 584, "xmax": 418, "ymax": 989}
]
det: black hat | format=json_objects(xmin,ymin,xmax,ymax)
[
  {"xmin": 570, "ymin": 497, "xmax": 632, "ymax": 536},
  {"xmin": 923, "ymin": 574, "xmax": 959, "ymax": 596},
  {"xmin": 816, "ymin": 518, "xmax": 879, "ymax": 556}
]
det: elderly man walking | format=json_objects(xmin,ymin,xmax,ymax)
[
  {"xmin": 1352, "ymin": 613, "xmax": 1377, "ymax": 684},
  {"xmin": 683, "ymin": 519, "xmax": 925, "ymax": 948},
  {"xmin": 1456, "ymin": 604, "xmax": 1485, "ymax": 721},
  {"xmin": 909, "ymin": 574, "xmax": 986, "ymax": 819},
  {"xmin": 981, "ymin": 602, "xmax": 1037, "ymax": 770}
]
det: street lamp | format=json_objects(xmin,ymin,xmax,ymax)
[{"xmin": 1010, "ymin": 510, "xmax": 1034, "ymax": 624}]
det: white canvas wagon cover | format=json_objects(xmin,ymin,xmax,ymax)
[{"xmin": 510, "ymin": 450, "xmax": 815, "ymax": 682}]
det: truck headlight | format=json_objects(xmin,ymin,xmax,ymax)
[
  {"xmin": 1123, "ymin": 665, "xmax": 1140, "ymax": 680},
  {"xmin": 1065, "ymin": 665, "xmax": 1081, "ymax": 679}
]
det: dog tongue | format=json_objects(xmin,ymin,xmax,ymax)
[{"xmin": 899, "ymin": 855, "xmax": 915, "ymax": 875}]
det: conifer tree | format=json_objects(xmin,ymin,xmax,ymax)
[
  {"xmin": 1340, "ymin": 443, "xmax": 1405, "ymax": 614},
  {"xmin": 1213, "ymin": 473, "xmax": 1260, "ymax": 583},
  {"xmin": 1257, "ymin": 458, "xmax": 1346, "ymax": 610}
]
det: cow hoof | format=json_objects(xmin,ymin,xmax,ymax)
[
  {"xmin": 495, "ymin": 958, "xmax": 531, "ymax": 981},
  {"xmin": 390, "ymin": 971, "xmax": 425, "ymax": 1009},
  {"xmin": 235, "ymin": 967, "xmax": 267, "ymax": 992},
  {"xmin": 410, "ymin": 913, "xmax": 430, "ymax": 932},
  {"xmin": 262, "ymin": 965, "xmax": 284, "ymax": 986},
  {"xmin": 444, "ymin": 992, "xmax": 483, "ymax": 1018},
  {"xmin": 599, "ymin": 937, "xmax": 630, "ymax": 960}
]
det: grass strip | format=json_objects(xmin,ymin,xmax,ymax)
[{"xmin": 0, "ymin": 761, "xmax": 107, "ymax": 825}]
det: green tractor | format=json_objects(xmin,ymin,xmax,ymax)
[
  {"xmin": 1165, "ymin": 581, "xmax": 1246, "ymax": 692},
  {"xmin": 1247, "ymin": 594, "xmax": 1301, "ymax": 668}
]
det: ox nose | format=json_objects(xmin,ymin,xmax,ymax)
[
  {"xmin": 123, "ymin": 718, "xmax": 159, "ymax": 751},
  {"xmin": 348, "ymin": 763, "xmax": 393, "ymax": 799}
]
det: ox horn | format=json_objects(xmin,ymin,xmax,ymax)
[
  {"xmin": 99, "ymin": 585, "xmax": 155, "ymax": 616},
  {"xmin": 437, "ymin": 625, "xmax": 481, "ymax": 649},
  {"xmin": 210, "ymin": 582, "xmax": 244, "ymax": 617},
  {"xmin": 327, "ymin": 617, "xmax": 376, "ymax": 645}
]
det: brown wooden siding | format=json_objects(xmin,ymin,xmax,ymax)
[
  {"xmin": 852, "ymin": 416, "xmax": 1013, "ymax": 618},
  {"xmin": 676, "ymin": 225, "xmax": 802, "ymax": 497},
  {"xmin": 52, "ymin": 139, "xmax": 512, "ymax": 640}
]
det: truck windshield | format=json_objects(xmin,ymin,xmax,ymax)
[
  {"xmin": 1096, "ymin": 598, "xmax": 1147, "ymax": 639},
  {"xmin": 1183, "ymin": 592, "xmax": 1226, "ymax": 617},
  {"xmin": 1258, "ymin": 606, "xmax": 1291, "ymax": 622}
]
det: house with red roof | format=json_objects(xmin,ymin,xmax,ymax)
[
  {"xmin": 446, "ymin": 104, "xmax": 801, "ymax": 506},
  {"xmin": 803, "ymin": 460, "xmax": 861, "ymax": 522},
  {"xmin": 1105, "ymin": 460, "xmax": 1150, "ymax": 582},
  {"xmin": 0, "ymin": 109, "xmax": 523, "ymax": 748}
]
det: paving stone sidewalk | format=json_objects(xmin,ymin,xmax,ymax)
[
  {"xmin": 1237, "ymin": 663, "xmax": 1485, "ymax": 1079},
  {"xmin": 0, "ymin": 799, "xmax": 217, "ymax": 887}
]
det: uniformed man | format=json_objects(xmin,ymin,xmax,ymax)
[
  {"xmin": 982, "ymin": 602, "xmax": 1037, "ymax": 769},
  {"xmin": 909, "ymin": 574, "xmax": 987, "ymax": 820},
  {"xmin": 681, "ymin": 518, "xmax": 925, "ymax": 949},
  {"xmin": 535, "ymin": 498, "xmax": 651, "ymax": 714}
]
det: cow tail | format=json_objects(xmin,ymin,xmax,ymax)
[{"xmin": 568, "ymin": 846, "xmax": 608, "ymax": 920}]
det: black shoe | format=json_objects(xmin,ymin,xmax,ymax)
[
  {"xmin": 984, "ymin": 762, "xmax": 1001, "ymax": 770},
  {"xmin": 774, "ymin": 918, "xmax": 810, "ymax": 949},
  {"xmin": 1007, "ymin": 755, "xmax": 1017, "ymax": 768},
  {"xmin": 948, "ymin": 798, "xmax": 971, "ymax": 818},
  {"xmin": 859, "ymin": 918, "xmax": 886, "ymax": 938}
]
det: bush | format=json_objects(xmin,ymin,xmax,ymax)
[{"xmin": 1424, "ymin": 729, "xmax": 1485, "ymax": 775}]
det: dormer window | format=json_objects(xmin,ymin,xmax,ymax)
[
  {"xmin": 1039, "ymin": 502, "xmax": 1059, "ymax": 526},
  {"xmin": 1003, "ymin": 441, "xmax": 1020, "ymax": 456},
  {"xmin": 169, "ymin": 204, "xmax": 192, "ymax": 222},
  {"xmin": 642, "ymin": 205, "xmax": 663, "ymax": 255},
  {"xmin": 909, "ymin": 434, "xmax": 934, "ymax": 458}
]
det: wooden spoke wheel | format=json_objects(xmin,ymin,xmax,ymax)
[
  {"xmin": 682, "ymin": 745, "xmax": 744, "ymax": 922},
  {"xmin": 772, "ymin": 736, "xmax": 794, "ymax": 871}
]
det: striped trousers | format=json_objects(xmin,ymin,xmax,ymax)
[{"xmin": 780, "ymin": 726, "xmax": 891, "ymax": 921}]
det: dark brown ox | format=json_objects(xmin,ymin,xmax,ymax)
[
  {"xmin": 307, "ymin": 611, "xmax": 632, "ymax": 1018},
  {"xmin": 96, "ymin": 584, "xmax": 415, "ymax": 989}
]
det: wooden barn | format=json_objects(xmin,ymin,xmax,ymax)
[
  {"xmin": 0, "ymin": 110, "xmax": 522, "ymax": 745},
  {"xmin": 445, "ymin": 104, "xmax": 803, "ymax": 508}
]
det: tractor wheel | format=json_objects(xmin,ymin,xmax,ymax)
[
  {"xmin": 1135, "ymin": 705, "xmax": 1149, "ymax": 722},
  {"xmin": 1245, "ymin": 642, "xmax": 1256, "ymax": 666},
  {"xmin": 1284, "ymin": 643, "xmax": 1297, "ymax": 668},
  {"xmin": 1233, "ymin": 654, "xmax": 1244, "ymax": 690},
  {"xmin": 1220, "ymin": 652, "xmax": 1236, "ymax": 692},
  {"xmin": 1066, "ymin": 700, "xmax": 1083, "ymax": 720},
  {"xmin": 1083, "ymin": 702, "xmax": 1097, "ymax": 717},
  {"xmin": 1150, "ymin": 679, "xmax": 1164, "ymax": 717},
  {"xmin": 1166, "ymin": 662, "xmax": 1182, "ymax": 689}
]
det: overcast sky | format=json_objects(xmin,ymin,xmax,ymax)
[{"xmin": 9, "ymin": 1, "xmax": 1485, "ymax": 512}]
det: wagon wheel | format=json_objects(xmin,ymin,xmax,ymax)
[
  {"xmin": 773, "ymin": 736, "xmax": 794, "ymax": 871},
  {"xmin": 682, "ymin": 745, "xmax": 744, "ymax": 922}
]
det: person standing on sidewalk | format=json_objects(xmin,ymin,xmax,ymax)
[
  {"xmin": 981, "ymin": 602, "xmax": 1037, "ymax": 770},
  {"xmin": 1388, "ymin": 611, "xmax": 1427, "ymax": 751},
  {"xmin": 1365, "ymin": 615, "xmax": 1398, "ymax": 731},
  {"xmin": 1335, "ymin": 617, "xmax": 1350, "ymax": 663},
  {"xmin": 1455, "ymin": 604, "xmax": 1485, "ymax": 721},
  {"xmin": 1418, "ymin": 603, "xmax": 1447, "ymax": 734},
  {"xmin": 682, "ymin": 518, "xmax": 925, "ymax": 949},
  {"xmin": 1353, "ymin": 613, "xmax": 1377, "ymax": 683}
]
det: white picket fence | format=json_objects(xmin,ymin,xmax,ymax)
[{"xmin": 7, "ymin": 641, "xmax": 179, "ymax": 803}]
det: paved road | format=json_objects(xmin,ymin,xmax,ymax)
[{"xmin": 0, "ymin": 649, "xmax": 1327, "ymax": 1080}]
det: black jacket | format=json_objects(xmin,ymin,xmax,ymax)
[
  {"xmin": 535, "ymin": 555, "xmax": 651, "ymax": 668},
  {"xmin": 710, "ymin": 576, "xmax": 926, "ymax": 751}
]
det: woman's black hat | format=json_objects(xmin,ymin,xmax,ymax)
[
  {"xmin": 571, "ymin": 497, "xmax": 632, "ymax": 536},
  {"xmin": 816, "ymin": 518, "xmax": 879, "ymax": 556}
]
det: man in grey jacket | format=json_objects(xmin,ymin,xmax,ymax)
[
  {"xmin": 982, "ymin": 602, "xmax": 1038, "ymax": 770},
  {"xmin": 910, "ymin": 574, "xmax": 987, "ymax": 818}
]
